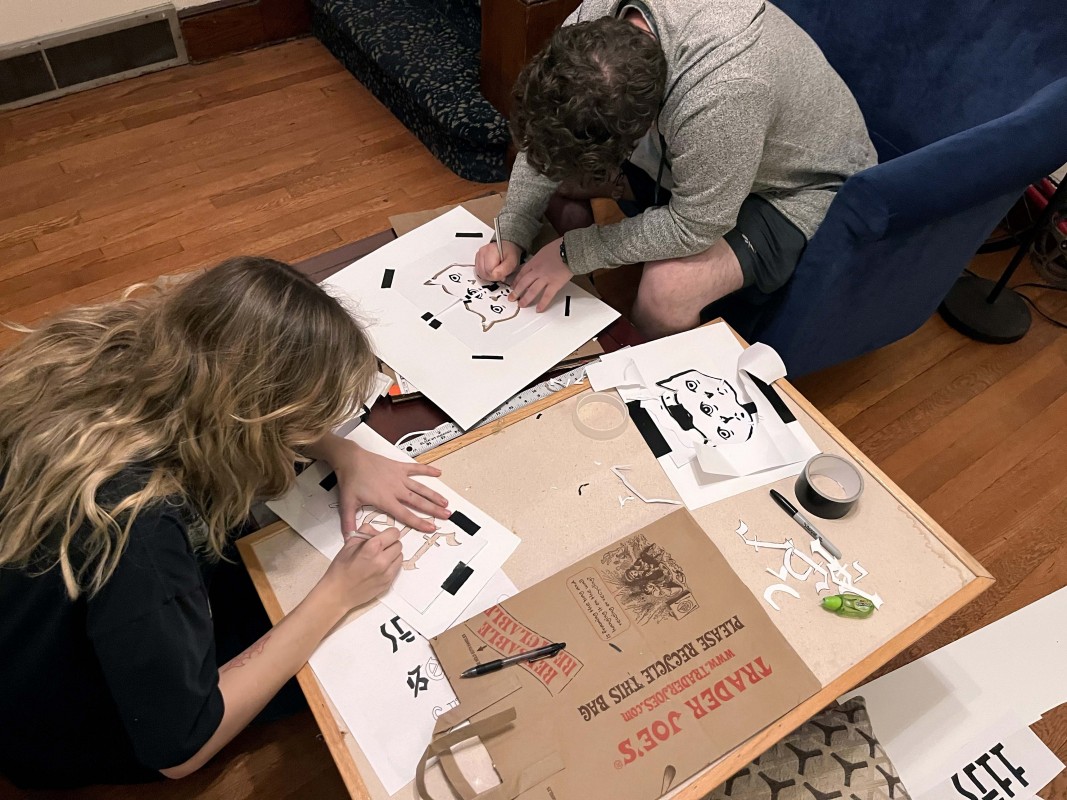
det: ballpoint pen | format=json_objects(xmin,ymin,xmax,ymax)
[
  {"xmin": 768, "ymin": 489, "xmax": 842, "ymax": 560},
  {"xmin": 461, "ymin": 642, "xmax": 566, "ymax": 678}
]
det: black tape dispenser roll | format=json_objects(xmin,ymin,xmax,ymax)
[{"xmin": 795, "ymin": 454, "xmax": 864, "ymax": 519}]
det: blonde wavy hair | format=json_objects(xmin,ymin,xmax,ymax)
[{"xmin": 0, "ymin": 256, "xmax": 377, "ymax": 599}]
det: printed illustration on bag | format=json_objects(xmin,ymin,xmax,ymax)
[{"xmin": 599, "ymin": 534, "xmax": 698, "ymax": 625}]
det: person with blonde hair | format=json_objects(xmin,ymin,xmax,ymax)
[{"xmin": 0, "ymin": 257, "xmax": 449, "ymax": 788}]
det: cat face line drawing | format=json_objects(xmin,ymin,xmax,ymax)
[
  {"xmin": 425, "ymin": 263, "xmax": 521, "ymax": 332},
  {"xmin": 655, "ymin": 369, "xmax": 756, "ymax": 445}
]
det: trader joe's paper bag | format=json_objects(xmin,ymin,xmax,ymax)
[{"xmin": 422, "ymin": 509, "xmax": 821, "ymax": 800}]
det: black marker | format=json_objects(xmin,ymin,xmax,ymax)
[
  {"xmin": 769, "ymin": 489, "xmax": 842, "ymax": 559},
  {"xmin": 461, "ymin": 642, "xmax": 566, "ymax": 678}
]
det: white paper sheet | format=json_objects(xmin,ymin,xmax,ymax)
[
  {"xmin": 917, "ymin": 714, "xmax": 1064, "ymax": 800},
  {"xmin": 266, "ymin": 424, "xmax": 521, "ymax": 638},
  {"xmin": 589, "ymin": 325, "xmax": 819, "ymax": 509},
  {"xmin": 321, "ymin": 207, "xmax": 619, "ymax": 429},
  {"xmin": 841, "ymin": 587, "xmax": 1067, "ymax": 796},
  {"xmin": 308, "ymin": 571, "xmax": 517, "ymax": 795}
]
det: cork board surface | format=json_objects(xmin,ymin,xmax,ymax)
[
  {"xmin": 247, "ymin": 384, "xmax": 979, "ymax": 800},
  {"xmin": 426, "ymin": 390, "xmax": 975, "ymax": 683}
]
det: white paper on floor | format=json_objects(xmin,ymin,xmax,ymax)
[
  {"xmin": 266, "ymin": 424, "xmax": 520, "ymax": 638},
  {"xmin": 587, "ymin": 324, "xmax": 819, "ymax": 509},
  {"xmin": 917, "ymin": 712, "xmax": 1064, "ymax": 800},
  {"xmin": 321, "ymin": 207, "xmax": 619, "ymax": 429},
  {"xmin": 841, "ymin": 587, "xmax": 1067, "ymax": 796},
  {"xmin": 308, "ymin": 571, "xmax": 517, "ymax": 795}
]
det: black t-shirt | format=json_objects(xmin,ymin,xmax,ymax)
[{"xmin": 0, "ymin": 480, "xmax": 224, "ymax": 789}]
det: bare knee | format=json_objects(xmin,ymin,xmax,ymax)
[
  {"xmin": 632, "ymin": 273, "xmax": 702, "ymax": 339},
  {"xmin": 632, "ymin": 241, "xmax": 744, "ymax": 339}
]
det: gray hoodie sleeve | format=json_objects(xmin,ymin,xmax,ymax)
[
  {"xmin": 496, "ymin": 151, "xmax": 560, "ymax": 254},
  {"xmin": 495, "ymin": 0, "xmax": 600, "ymax": 254},
  {"xmin": 565, "ymin": 78, "xmax": 772, "ymax": 274}
]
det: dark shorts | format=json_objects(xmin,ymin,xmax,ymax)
[{"xmin": 619, "ymin": 161, "xmax": 808, "ymax": 295}]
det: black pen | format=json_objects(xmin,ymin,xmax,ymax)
[
  {"xmin": 769, "ymin": 489, "xmax": 843, "ymax": 560},
  {"xmin": 461, "ymin": 642, "xmax": 566, "ymax": 678}
]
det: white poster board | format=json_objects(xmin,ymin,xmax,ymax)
[{"xmin": 321, "ymin": 207, "xmax": 620, "ymax": 429}]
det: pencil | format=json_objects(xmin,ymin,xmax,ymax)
[{"xmin": 344, "ymin": 530, "xmax": 375, "ymax": 542}]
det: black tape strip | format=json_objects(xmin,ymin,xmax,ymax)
[
  {"xmin": 627, "ymin": 401, "xmax": 671, "ymax": 460},
  {"xmin": 485, "ymin": 282, "xmax": 500, "ymax": 292},
  {"xmin": 448, "ymin": 510, "xmax": 480, "ymax": 535},
  {"xmin": 472, "ymin": 354, "xmax": 503, "ymax": 360},
  {"xmin": 319, "ymin": 472, "xmax": 338, "ymax": 491},
  {"xmin": 381, "ymin": 268, "xmax": 394, "ymax": 289},
  {"xmin": 747, "ymin": 373, "xmax": 795, "ymax": 424},
  {"xmin": 429, "ymin": 319, "xmax": 442, "ymax": 329},
  {"xmin": 421, "ymin": 312, "xmax": 433, "ymax": 321},
  {"xmin": 455, "ymin": 232, "xmax": 484, "ymax": 238},
  {"xmin": 441, "ymin": 562, "xmax": 474, "ymax": 595},
  {"xmin": 564, "ymin": 295, "xmax": 571, "ymax": 316}
]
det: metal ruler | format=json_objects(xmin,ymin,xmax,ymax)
[{"xmin": 394, "ymin": 365, "xmax": 588, "ymax": 457}]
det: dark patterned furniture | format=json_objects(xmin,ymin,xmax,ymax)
[
  {"xmin": 704, "ymin": 698, "xmax": 910, "ymax": 800},
  {"xmin": 310, "ymin": 0, "xmax": 509, "ymax": 182}
]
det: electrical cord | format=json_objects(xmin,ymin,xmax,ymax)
[
  {"xmin": 1011, "ymin": 282, "xmax": 1067, "ymax": 330},
  {"xmin": 959, "ymin": 269, "xmax": 1067, "ymax": 329}
]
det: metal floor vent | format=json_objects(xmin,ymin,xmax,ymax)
[{"xmin": 0, "ymin": 5, "xmax": 187, "ymax": 110}]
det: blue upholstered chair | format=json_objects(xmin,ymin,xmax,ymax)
[{"xmin": 731, "ymin": 0, "xmax": 1067, "ymax": 376}]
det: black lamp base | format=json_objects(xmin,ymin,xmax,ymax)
[{"xmin": 938, "ymin": 274, "xmax": 1032, "ymax": 344}]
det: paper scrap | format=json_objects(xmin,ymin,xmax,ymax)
[{"xmin": 610, "ymin": 465, "xmax": 682, "ymax": 505}]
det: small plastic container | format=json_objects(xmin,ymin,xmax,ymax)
[{"xmin": 821, "ymin": 593, "xmax": 875, "ymax": 619}]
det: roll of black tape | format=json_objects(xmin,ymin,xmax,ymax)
[{"xmin": 795, "ymin": 454, "xmax": 864, "ymax": 519}]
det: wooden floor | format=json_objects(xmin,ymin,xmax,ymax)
[{"xmin": 2, "ymin": 38, "xmax": 1065, "ymax": 800}]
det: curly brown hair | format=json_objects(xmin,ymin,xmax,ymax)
[{"xmin": 511, "ymin": 17, "xmax": 667, "ymax": 185}]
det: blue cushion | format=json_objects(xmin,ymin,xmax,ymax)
[{"xmin": 775, "ymin": 0, "xmax": 1067, "ymax": 160}]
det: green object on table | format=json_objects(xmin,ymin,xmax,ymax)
[{"xmin": 821, "ymin": 593, "xmax": 875, "ymax": 618}]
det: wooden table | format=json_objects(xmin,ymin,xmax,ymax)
[{"xmin": 237, "ymin": 225, "xmax": 992, "ymax": 800}]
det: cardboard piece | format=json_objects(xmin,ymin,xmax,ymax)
[{"xmin": 424, "ymin": 508, "xmax": 821, "ymax": 800}]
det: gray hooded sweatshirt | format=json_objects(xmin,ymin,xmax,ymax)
[{"xmin": 497, "ymin": 0, "xmax": 877, "ymax": 275}]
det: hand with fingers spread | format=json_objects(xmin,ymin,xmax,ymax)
[
  {"xmin": 509, "ymin": 237, "xmax": 573, "ymax": 312},
  {"xmin": 475, "ymin": 239, "xmax": 522, "ymax": 282},
  {"xmin": 328, "ymin": 438, "xmax": 449, "ymax": 535},
  {"xmin": 318, "ymin": 524, "xmax": 404, "ymax": 611}
]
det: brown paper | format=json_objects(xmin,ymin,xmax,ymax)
[{"xmin": 425, "ymin": 509, "xmax": 821, "ymax": 800}]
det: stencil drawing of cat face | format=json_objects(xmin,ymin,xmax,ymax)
[
  {"xmin": 425, "ymin": 264, "xmax": 520, "ymax": 332},
  {"xmin": 463, "ymin": 283, "xmax": 520, "ymax": 332},
  {"xmin": 656, "ymin": 370, "xmax": 756, "ymax": 445},
  {"xmin": 425, "ymin": 263, "xmax": 486, "ymax": 301}
]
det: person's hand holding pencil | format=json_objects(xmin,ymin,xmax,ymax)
[{"xmin": 320, "ymin": 523, "xmax": 404, "ymax": 611}]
